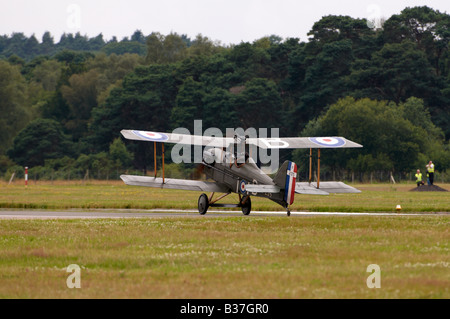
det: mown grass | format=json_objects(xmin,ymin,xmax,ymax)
[
  {"xmin": 0, "ymin": 216, "xmax": 448, "ymax": 298},
  {"xmin": 0, "ymin": 180, "xmax": 449, "ymax": 212},
  {"xmin": 0, "ymin": 181, "xmax": 448, "ymax": 299}
]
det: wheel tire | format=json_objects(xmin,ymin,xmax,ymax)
[
  {"xmin": 241, "ymin": 196, "xmax": 251, "ymax": 215},
  {"xmin": 198, "ymin": 193, "xmax": 209, "ymax": 215}
]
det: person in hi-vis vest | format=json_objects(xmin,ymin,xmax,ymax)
[
  {"xmin": 415, "ymin": 169, "xmax": 424, "ymax": 187},
  {"xmin": 426, "ymin": 161, "xmax": 435, "ymax": 185}
]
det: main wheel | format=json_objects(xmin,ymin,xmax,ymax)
[
  {"xmin": 241, "ymin": 196, "xmax": 251, "ymax": 215},
  {"xmin": 198, "ymin": 193, "xmax": 209, "ymax": 215}
]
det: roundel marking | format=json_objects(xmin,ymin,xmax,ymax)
[
  {"xmin": 132, "ymin": 130, "xmax": 169, "ymax": 142},
  {"xmin": 239, "ymin": 180, "xmax": 247, "ymax": 194},
  {"xmin": 309, "ymin": 137, "xmax": 346, "ymax": 147}
]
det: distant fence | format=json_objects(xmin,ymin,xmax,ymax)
[
  {"xmin": 4, "ymin": 167, "xmax": 450, "ymax": 184},
  {"xmin": 294, "ymin": 169, "xmax": 450, "ymax": 184}
]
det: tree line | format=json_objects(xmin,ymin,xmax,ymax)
[
  {"xmin": 1, "ymin": 6, "xmax": 449, "ymax": 183},
  {"xmin": 0, "ymin": 30, "xmax": 150, "ymax": 60}
]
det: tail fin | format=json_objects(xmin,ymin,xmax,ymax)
[{"xmin": 273, "ymin": 161, "xmax": 297, "ymax": 205}]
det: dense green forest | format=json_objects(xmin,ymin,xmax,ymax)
[{"xmin": 1, "ymin": 6, "xmax": 449, "ymax": 183}]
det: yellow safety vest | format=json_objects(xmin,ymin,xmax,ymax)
[
  {"xmin": 415, "ymin": 173, "xmax": 422, "ymax": 182},
  {"xmin": 427, "ymin": 164, "xmax": 435, "ymax": 173}
]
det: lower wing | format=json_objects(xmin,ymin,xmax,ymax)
[
  {"xmin": 295, "ymin": 182, "xmax": 361, "ymax": 195},
  {"xmin": 120, "ymin": 175, "xmax": 229, "ymax": 193}
]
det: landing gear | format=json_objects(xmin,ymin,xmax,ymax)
[
  {"xmin": 197, "ymin": 192, "xmax": 252, "ymax": 216},
  {"xmin": 240, "ymin": 196, "xmax": 251, "ymax": 215},
  {"xmin": 198, "ymin": 193, "xmax": 209, "ymax": 215}
]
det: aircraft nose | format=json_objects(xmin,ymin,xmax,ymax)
[{"xmin": 203, "ymin": 149, "xmax": 215, "ymax": 164}]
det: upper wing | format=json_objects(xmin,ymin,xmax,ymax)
[
  {"xmin": 121, "ymin": 130, "xmax": 233, "ymax": 148},
  {"xmin": 247, "ymin": 137, "xmax": 362, "ymax": 149},
  {"xmin": 120, "ymin": 175, "xmax": 229, "ymax": 193},
  {"xmin": 121, "ymin": 130, "xmax": 363, "ymax": 149}
]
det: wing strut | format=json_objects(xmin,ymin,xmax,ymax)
[
  {"xmin": 309, "ymin": 148, "xmax": 312, "ymax": 184},
  {"xmin": 318, "ymin": 148, "xmax": 321, "ymax": 189},
  {"xmin": 153, "ymin": 141, "xmax": 165, "ymax": 183},
  {"xmin": 154, "ymin": 142, "xmax": 157, "ymax": 178},
  {"xmin": 308, "ymin": 148, "xmax": 321, "ymax": 189},
  {"xmin": 162, "ymin": 143, "xmax": 165, "ymax": 183}
]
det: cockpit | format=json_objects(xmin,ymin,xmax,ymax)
[{"xmin": 203, "ymin": 147, "xmax": 251, "ymax": 168}]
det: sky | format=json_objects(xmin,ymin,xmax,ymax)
[{"xmin": 1, "ymin": 0, "xmax": 449, "ymax": 45}]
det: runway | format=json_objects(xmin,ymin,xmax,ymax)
[{"xmin": 0, "ymin": 209, "xmax": 446, "ymax": 219}]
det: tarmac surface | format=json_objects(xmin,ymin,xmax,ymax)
[{"xmin": 0, "ymin": 209, "xmax": 447, "ymax": 219}]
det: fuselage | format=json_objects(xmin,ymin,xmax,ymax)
[{"xmin": 202, "ymin": 148, "xmax": 286, "ymax": 207}]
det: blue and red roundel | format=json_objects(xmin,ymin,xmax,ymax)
[
  {"xmin": 132, "ymin": 130, "xmax": 169, "ymax": 142},
  {"xmin": 239, "ymin": 180, "xmax": 247, "ymax": 194},
  {"xmin": 309, "ymin": 137, "xmax": 346, "ymax": 147}
]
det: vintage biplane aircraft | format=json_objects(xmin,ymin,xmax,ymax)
[{"xmin": 120, "ymin": 129, "xmax": 363, "ymax": 216}]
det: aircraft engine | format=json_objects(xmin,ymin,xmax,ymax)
[{"xmin": 202, "ymin": 148, "xmax": 216, "ymax": 164}]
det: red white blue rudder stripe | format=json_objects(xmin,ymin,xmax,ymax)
[{"xmin": 284, "ymin": 161, "xmax": 297, "ymax": 206}]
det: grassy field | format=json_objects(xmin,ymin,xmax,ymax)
[
  {"xmin": 0, "ymin": 216, "xmax": 448, "ymax": 298},
  {"xmin": 0, "ymin": 180, "xmax": 449, "ymax": 213},
  {"xmin": 0, "ymin": 181, "xmax": 448, "ymax": 299}
]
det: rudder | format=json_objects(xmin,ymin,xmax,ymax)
[{"xmin": 273, "ymin": 160, "xmax": 297, "ymax": 206}]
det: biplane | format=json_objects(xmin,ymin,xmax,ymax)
[{"xmin": 120, "ymin": 129, "xmax": 362, "ymax": 216}]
